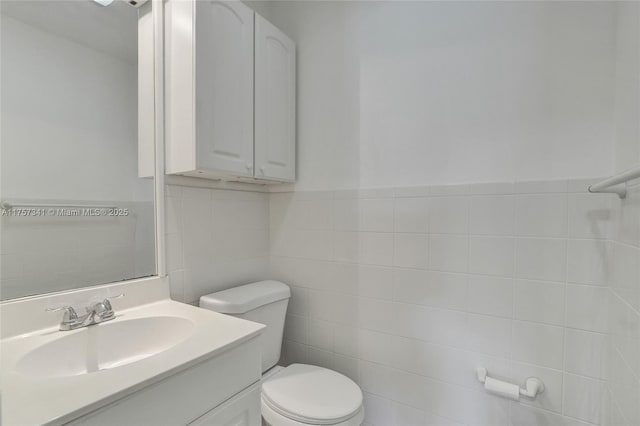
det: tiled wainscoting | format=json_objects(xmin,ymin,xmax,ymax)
[
  {"xmin": 269, "ymin": 179, "xmax": 618, "ymax": 426},
  {"xmin": 164, "ymin": 178, "xmax": 637, "ymax": 426},
  {"xmin": 165, "ymin": 185, "xmax": 270, "ymax": 304},
  {"xmin": 603, "ymin": 183, "xmax": 640, "ymax": 426}
]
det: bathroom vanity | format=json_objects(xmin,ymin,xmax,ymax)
[{"xmin": 1, "ymin": 284, "xmax": 265, "ymax": 426}]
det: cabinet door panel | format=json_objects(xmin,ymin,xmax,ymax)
[
  {"xmin": 67, "ymin": 339, "xmax": 262, "ymax": 426},
  {"xmin": 196, "ymin": 1, "xmax": 254, "ymax": 176},
  {"xmin": 255, "ymin": 14, "xmax": 296, "ymax": 182},
  {"xmin": 189, "ymin": 383, "xmax": 261, "ymax": 426}
]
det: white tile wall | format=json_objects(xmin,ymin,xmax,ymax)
[
  {"xmin": 270, "ymin": 179, "xmax": 615, "ymax": 426},
  {"xmin": 603, "ymin": 5, "xmax": 640, "ymax": 421},
  {"xmin": 602, "ymin": 185, "xmax": 640, "ymax": 426},
  {"xmin": 513, "ymin": 280, "xmax": 565, "ymax": 326},
  {"xmin": 165, "ymin": 185, "xmax": 270, "ymax": 304},
  {"xmin": 158, "ymin": 176, "xmax": 635, "ymax": 426}
]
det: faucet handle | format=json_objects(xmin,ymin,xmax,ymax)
[
  {"xmin": 91, "ymin": 293, "xmax": 124, "ymax": 320},
  {"xmin": 45, "ymin": 305, "xmax": 78, "ymax": 322},
  {"xmin": 106, "ymin": 293, "xmax": 124, "ymax": 301},
  {"xmin": 86, "ymin": 294, "xmax": 124, "ymax": 311},
  {"xmin": 103, "ymin": 293, "xmax": 124, "ymax": 310}
]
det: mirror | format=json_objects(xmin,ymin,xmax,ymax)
[{"xmin": 0, "ymin": 0, "xmax": 156, "ymax": 300}]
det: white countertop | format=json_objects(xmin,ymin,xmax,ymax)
[{"xmin": 1, "ymin": 300, "xmax": 265, "ymax": 426}]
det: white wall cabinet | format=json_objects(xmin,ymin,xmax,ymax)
[
  {"xmin": 166, "ymin": 0, "xmax": 295, "ymax": 183},
  {"xmin": 254, "ymin": 14, "xmax": 296, "ymax": 182},
  {"xmin": 195, "ymin": 0, "xmax": 255, "ymax": 177}
]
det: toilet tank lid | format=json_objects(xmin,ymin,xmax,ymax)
[{"xmin": 199, "ymin": 280, "xmax": 290, "ymax": 314}]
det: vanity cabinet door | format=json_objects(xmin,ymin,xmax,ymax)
[
  {"xmin": 189, "ymin": 383, "xmax": 261, "ymax": 426},
  {"xmin": 195, "ymin": 0, "xmax": 254, "ymax": 177},
  {"xmin": 254, "ymin": 14, "xmax": 296, "ymax": 182},
  {"xmin": 65, "ymin": 338, "xmax": 262, "ymax": 426}
]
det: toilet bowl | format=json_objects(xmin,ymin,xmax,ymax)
[
  {"xmin": 200, "ymin": 281, "xmax": 364, "ymax": 426},
  {"xmin": 261, "ymin": 364, "xmax": 363, "ymax": 426}
]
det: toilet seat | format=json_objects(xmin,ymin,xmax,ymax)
[
  {"xmin": 261, "ymin": 364, "xmax": 363, "ymax": 425},
  {"xmin": 261, "ymin": 400, "xmax": 364, "ymax": 426}
]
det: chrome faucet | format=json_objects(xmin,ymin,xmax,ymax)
[{"xmin": 46, "ymin": 294, "xmax": 123, "ymax": 331}]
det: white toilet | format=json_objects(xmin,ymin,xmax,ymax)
[{"xmin": 200, "ymin": 280, "xmax": 364, "ymax": 426}]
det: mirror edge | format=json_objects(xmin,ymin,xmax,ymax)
[{"xmin": 151, "ymin": 0, "xmax": 166, "ymax": 279}]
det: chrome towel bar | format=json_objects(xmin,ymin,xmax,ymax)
[{"xmin": 588, "ymin": 165, "xmax": 640, "ymax": 199}]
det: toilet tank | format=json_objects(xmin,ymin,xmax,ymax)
[{"xmin": 199, "ymin": 281, "xmax": 290, "ymax": 373}]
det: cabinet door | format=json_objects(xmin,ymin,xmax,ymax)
[
  {"xmin": 254, "ymin": 14, "xmax": 296, "ymax": 182},
  {"xmin": 189, "ymin": 383, "xmax": 261, "ymax": 426},
  {"xmin": 66, "ymin": 339, "xmax": 262, "ymax": 426},
  {"xmin": 195, "ymin": 1, "xmax": 254, "ymax": 177}
]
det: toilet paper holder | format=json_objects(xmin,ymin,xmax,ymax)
[{"xmin": 476, "ymin": 368, "xmax": 544, "ymax": 400}]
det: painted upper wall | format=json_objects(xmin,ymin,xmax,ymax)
[
  {"xmin": 266, "ymin": 1, "xmax": 619, "ymax": 190},
  {"xmin": 614, "ymin": 1, "xmax": 640, "ymax": 173}
]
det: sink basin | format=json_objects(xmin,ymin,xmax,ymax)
[
  {"xmin": 16, "ymin": 316, "xmax": 195, "ymax": 378},
  {"xmin": 3, "ymin": 298, "xmax": 266, "ymax": 426}
]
